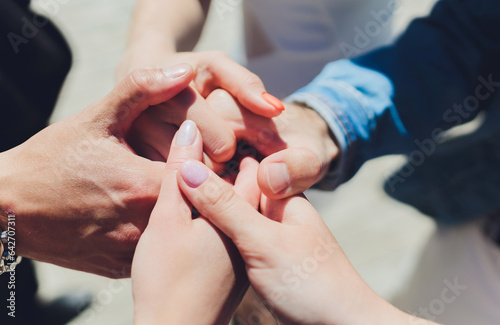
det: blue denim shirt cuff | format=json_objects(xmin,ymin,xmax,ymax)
[
  {"xmin": 285, "ymin": 88, "xmax": 360, "ymax": 190},
  {"xmin": 285, "ymin": 59, "xmax": 406, "ymax": 190}
]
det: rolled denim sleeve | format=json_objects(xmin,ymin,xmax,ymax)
[
  {"xmin": 287, "ymin": 0, "xmax": 500, "ymax": 190},
  {"xmin": 286, "ymin": 59, "xmax": 410, "ymax": 190}
]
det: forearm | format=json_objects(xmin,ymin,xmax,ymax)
[
  {"xmin": 127, "ymin": 0, "xmax": 210, "ymax": 53},
  {"xmin": 288, "ymin": 0, "xmax": 500, "ymax": 189},
  {"xmin": 134, "ymin": 272, "xmax": 246, "ymax": 325}
]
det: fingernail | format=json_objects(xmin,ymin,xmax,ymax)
[
  {"xmin": 163, "ymin": 63, "xmax": 190, "ymax": 79},
  {"xmin": 175, "ymin": 120, "xmax": 197, "ymax": 146},
  {"xmin": 181, "ymin": 160, "xmax": 209, "ymax": 188},
  {"xmin": 262, "ymin": 92, "xmax": 285, "ymax": 111},
  {"xmin": 266, "ymin": 163, "xmax": 290, "ymax": 194}
]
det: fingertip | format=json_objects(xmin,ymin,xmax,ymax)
[
  {"xmin": 240, "ymin": 156, "xmax": 260, "ymax": 171},
  {"xmin": 180, "ymin": 160, "xmax": 209, "ymax": 188},
  {"xmin": 203, "ymin": 153, "xmax": 227, "ymax": 175},
  {"xmin": 257, "ymin": 160, "xmax": 291, "ymax": 200},
  {"xmin": 257, "ymin": 149, "xmax": 324, "ymax": 199},
  {"xmin": 262, "ymin": 92, "xmax": 285, "ymax": 112},
  {"xmin": 206, "ymin": 130, "xmax": 237, "ymax": 163},
  {"xmin": 245, "ymin": 93, "xmax": 284, "ymax": 118}
]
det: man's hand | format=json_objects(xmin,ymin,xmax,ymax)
[
  {"xmin": 207, "ymin": 89, "xmax": 339, "ymax": 199},
  {"xmin": 0, "ymin": 65, "xmax": 195, "ymax": 278},
  {"xmin": 132, "ymin": 121, "xmax": 259, "ymax": 324}
]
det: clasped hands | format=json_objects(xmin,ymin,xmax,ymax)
[
  {"xmin": 0, "ymin": 58, "xmax": 337, "ymax": 276},
  {"xmin": 0, "ymin": 56, "xmax": 427, "ymax": 324}
]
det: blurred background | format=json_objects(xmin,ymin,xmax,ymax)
[{"xmin": 9, "ymin": 0, "xmax": 472, "ymax": 324}]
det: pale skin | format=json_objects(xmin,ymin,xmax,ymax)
[
  {"xmin": 132, "ymin": 121, "xmax": 441, "ymax": 325},
  {"xmin": 132, "ymin": 120, "xmax": 258, "ymax": 324},
  {"xmin": 0, "ymin": 65, "xmax": 244, "ymax": 278},
  {"xmin": 118, "ymin": 0, "xmax": 341, "ymax": 201},
  {"xmin": 120, "ymin": 1, "xmax": 338, "ymax": 320}
]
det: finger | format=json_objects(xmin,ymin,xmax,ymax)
[
  {"xmin": 260, "ymin": 194, "xmax": 321, "ymax": 226},
  {"xmin": 233, "ymin": 157, "xmax": 261, "ymax": 210},
  {"xmin": 151, "ymin": 120, "xmax": 203, "ymax": 224},
  {"xmin": 193, "ymin": 51, "xmax": 284, "ymax": 118},
  {"xmin": 202, "ymin": 153, "xmax": 227, "ymax": 175},
  {"xmin": 257, "ymin": 148, "xmax": 328, "ymax": 200},
  {"xmin": 177, "ymin": 160, "xmax": 275, "ymax": 242},
  {"xmin": 148, "ymin": 87, "xmax": 237, "ymax": 163},
  {"xmin": 206, "ymin": 89, "xmax": 286, "ymax": 155},
  {"xmin": 127, "ymin": 113, "xmax": 178, "ymax": 161},
  {"xmin": 94, "ymin": 64, "xmax": 194, "ymax": 134}
]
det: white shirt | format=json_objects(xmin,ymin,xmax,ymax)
[{"xmin": 243, "ymin": 0, "xmax": 395, "ymax": 98}]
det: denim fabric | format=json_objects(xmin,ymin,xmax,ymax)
[{"xmin": 287, "ymin": 0, "xmax": 500, "ymax": 191}]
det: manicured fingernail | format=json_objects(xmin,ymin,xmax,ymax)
[
  {"xmin": 163, "ymin": 63, "xmax": 190, "ymax": 79},
  {"xmin": 262, "ymin": 92, "xmax": 285, "ymax": 111},
  {"xmin": 266, "ymin": 163, "xmax": 290, "ymax": 194},
  {"xmin": 175, "ymin": 120, "xmax": 197, "ymax": 146},
  {"xmin": 181, "ymin": 160, "xmax": 209, "ymax": 188}
]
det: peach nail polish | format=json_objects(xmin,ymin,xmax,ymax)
[{"xmin": 262, "ymin": 92, "xmax": 285, "ymax": 111}]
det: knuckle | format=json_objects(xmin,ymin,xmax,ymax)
[
  {"xmin": 128, "ymin": 69, "xmax": 155, "ymax": 100},
  {"xmin": 244, "ymin": 72, "xmax": 264, "ymax": 88},
  {"xmin": 207, "ymin": 88, "xmax": 232, "ymax": 103},
  {"xmin": 203, "ymin": 180, "xmax": 238, "ymax": 214},
  {"xmin": 300, "ymin": 148, "xmax": 323, "ymax": 177}
]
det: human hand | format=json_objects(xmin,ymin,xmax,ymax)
[
  {"xmin": 0, "ymin": 65, "xmax": 195, "ymax": 278},
  {"xmin": 207, "ymin": 90, "xmax": 339, "ymax": 199},
  {"xmin": 127, "ymin": 83, "xmax": 237, "ymax": 166},
  {"xmin": 117, "ymin": 50, "xmax": 285, "ymax": 118},
  {"xmin": 132, "ymin": 120, "xmax": 260, "ymax": 324},
  {"xmin": 177, "ymin": 160, "xmax": 439, "ymax": 325}
]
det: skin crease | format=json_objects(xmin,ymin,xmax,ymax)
[
  {"xmin": 175, "ymin": 161, "xmax": 441, "ymax": 325},
  {"xmin": 132, "ymin": 121, "xmax": 260, "ymax": 324},
  {"xmin": 204, "ymin": 89, "xmax": 339, "ymax": 199},
  {"xmin": 0, "ymin": 65, "xmax": 237, "ymax": 278},
  {"xmin": 132, "ymin": 122, "xmax": 440, "ymax": 325},
  {"xmin": 120, "ymin": 43, "xmax": 339, "ymax": 322}
]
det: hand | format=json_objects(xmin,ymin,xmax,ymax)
[
  {"xmin": 177, "ymin": 160, "xmax": 440, "ymax": 325},
  {"xmin": 132, "ymin": 121, "xmax": 260, "ymax": 324},
  {"xmin": 207, "ymin": 89, "xmax": 339, "ymax": 199},
  {"xmin": 127, "ymin": 84, "xmax": 237, "ymax": 165},
  {"xmin": 0, "ymin": 65, "xmax": 195, "ymax": 278},
  {"xmin": 117, "ymin": 50, "xmax": 285, "ymax": 118}
]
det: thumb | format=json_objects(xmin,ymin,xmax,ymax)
[
  {"xmin": 258, "ymin": 148, "xmax": 328, "ymax": 199},
  {"xmin": 97, "ymin": 64, "xmax": 194, "ymax": 134},
  {"xmin": 177, "ymin": 160, "xmax": 275, "ymax": 243}
]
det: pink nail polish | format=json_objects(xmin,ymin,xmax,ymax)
[
  {"xmin": 175, "ymin": 120, "xmax": 197, "ymax": 146},
  {"xmin": 181, "ymin": 161, "xmax": 209, "ymax": 188}
]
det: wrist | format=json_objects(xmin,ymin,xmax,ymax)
[
  {"xmin": 0, "ymin": 149, "xmax": 18, "ymax": 230},
  {"xmin": 289, "ymin": 102, "xmax": 339, "ymax": 176},
  {"xmin": 118, "ymin": 36, "xmax": 177, "ymax": 80},
  {"xmin": 127, "ymin": 29, "xmax": 177, "ymax": 54}
]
